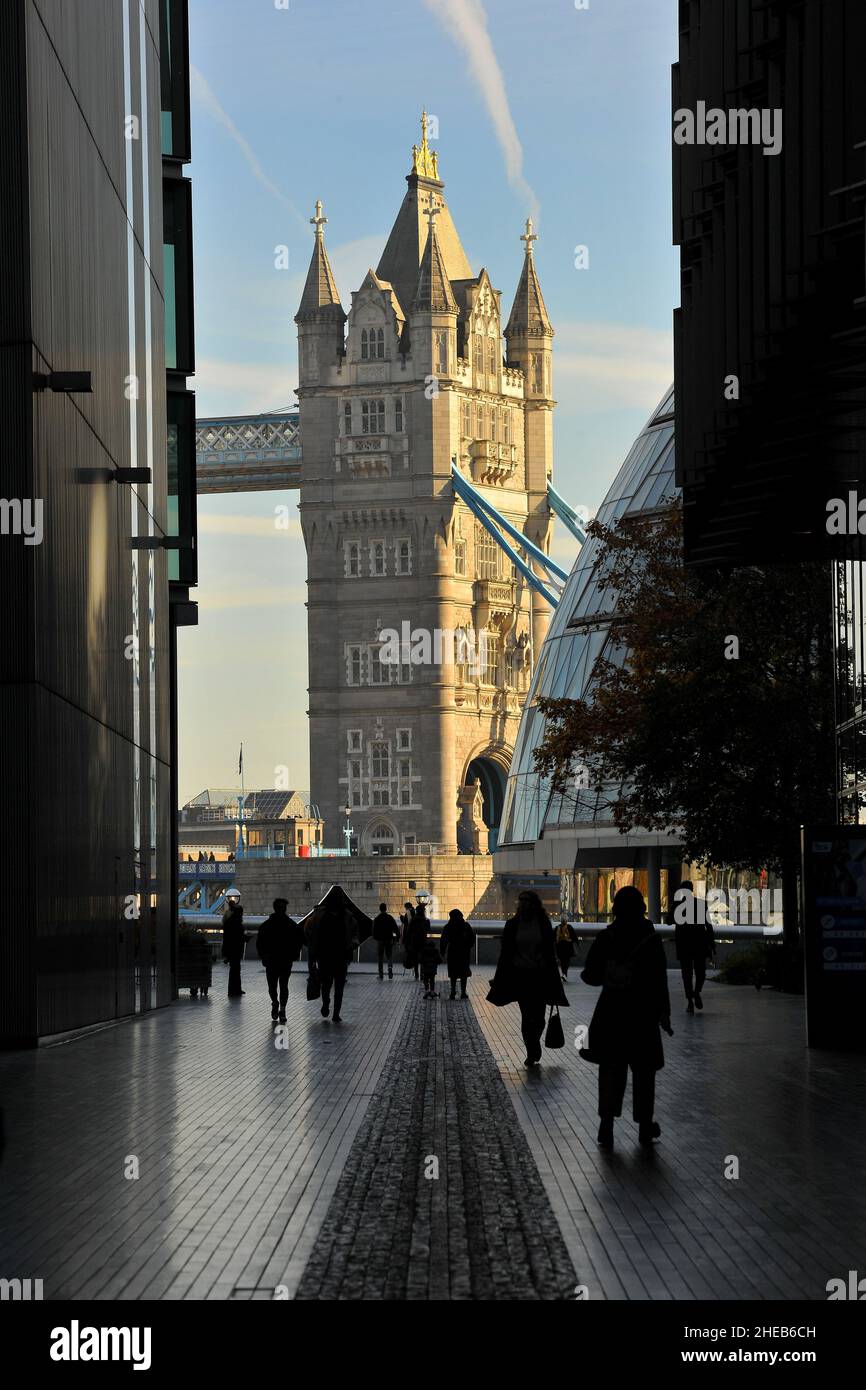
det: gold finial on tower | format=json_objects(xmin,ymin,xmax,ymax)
[
  {"xmin": 521, "ymin": 216, "xmax": 537, "ymax": 255},
  {"xmin": 311, "ymin": 199, "xmax": 327, "ymax": 239},
  {"xmin": 411, "ymin": 110, "xmax": 440, "ymax": 179}
]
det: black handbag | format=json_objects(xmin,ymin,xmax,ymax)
[
  {"xmin": 306, "ymin": 966, "xmax": 321, "ymax": 1002},
  {"xmin": 544, "ymin": 1005, "xmax": 565, "ymax": 1049}
]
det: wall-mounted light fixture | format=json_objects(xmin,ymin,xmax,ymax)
[
  {"xmin": 75, "ymin": 467, "xmax": 153, "ymax": 484},
  {"xmin": 131, "ymin": 536, "xmax": 192, "ymax": 551},
  {"xmin": 33, "ymin": 372, "xmax": 93, "ymax": 393},
  {"xmin": 114, "ymin": 469, "xmax": 152, "ymax": 484}
]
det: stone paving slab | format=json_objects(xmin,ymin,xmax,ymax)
[
  {"xmin": 0, "ymin": 964, "xmax": 412, "ymax": 1300},
  {"xmin": 1, "ymin": 960, "xmax": 864, "ymax": 1301},
  {"xmin": 472, "ymin": 971, "xmax": 866, "ymax": 1301}
]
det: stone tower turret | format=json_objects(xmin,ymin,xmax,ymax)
[
  {"xmin": 295, "ymin": 121, "xmax": 556, "ymax": 857},
  {"xmin": 504, "ymin": 217, "xmax": 555, "ymax": 654}
]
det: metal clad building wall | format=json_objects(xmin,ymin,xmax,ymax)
[
  {"xmin": 0, "ymin": 0, "xmax": 171, "ymax": 1043},
  {"xmin": 673, "ymin": 0, "xmax": 866, "ymax": 565}
]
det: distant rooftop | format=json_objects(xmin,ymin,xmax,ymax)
[{"xmin": 181, "ymin": 789, "xmax": 321, "ymax": 821}]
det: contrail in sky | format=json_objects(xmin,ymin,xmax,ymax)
[
  {"xmin": 190, "ymin": 65, "xmax": 306, "ymax": 229},
  {"xmin": 424, "ymin": 0, "xmax": 540, "ymax": 222}
]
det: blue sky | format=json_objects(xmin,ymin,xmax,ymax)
[{"xmin": 178, "ymin": 0, "xmax": 679, "ymax": 807}]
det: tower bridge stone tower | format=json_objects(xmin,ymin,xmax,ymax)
[{"xmin": 295, "ymin": 117, "xmax": 555, "ymax": 855}]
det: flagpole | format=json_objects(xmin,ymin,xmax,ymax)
[{"xmin": 237, "ymin": 742, "xmax": 245, "ymax": 859}]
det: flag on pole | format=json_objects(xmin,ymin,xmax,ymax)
[{"xmin": 238, "ymin": 743, "xmax": 244, "ymax": 778}]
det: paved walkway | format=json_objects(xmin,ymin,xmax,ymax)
[{"xmin": 1, "ymin": 961, "xmax": 864, "ymax": 1300}]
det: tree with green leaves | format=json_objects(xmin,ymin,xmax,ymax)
[{"xmin": 533, "ymin": 503, "xmax": 835, "ymax": 903}]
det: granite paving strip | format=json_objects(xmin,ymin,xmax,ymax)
[{"xmin": 294, "ymin": 984, "xmax": 578, "ymax": 1301}]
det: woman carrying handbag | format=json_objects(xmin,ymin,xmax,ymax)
[{"xmin": 487, "ymin": 890, "xmax": 568, "ymax": 1067}]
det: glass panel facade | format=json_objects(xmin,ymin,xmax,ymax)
[
  {"xmin": 163, "ymin": 177, "xmax": 194, "ymax": 373},
  {"xmin": 499, "ymin": 386, "xmax": 678, "ymax": 847},
  {"xmin": 160, "ymin": 0, "xmax": 191, "ymax": 161},
  {"xmin": 166, "ymin": 388, "xmax": 197, "ymax": 584}
]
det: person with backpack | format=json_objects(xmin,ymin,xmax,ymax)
[
  {"xmin": 256, "ymin": 898, "xmax": 305, "ymax": 1023},
  {"xmin": 372, "ymin": 903, "xmax": 400, "ymax": 979},
  {"xmin": 440, "ymin": 908, "xmax": 475, "ymax": 999},
  {"xmin": 487, "ymin": 891, "xmax": 568, "ymax": 1067},
  {"xmin": 580, "ymin": 885, "xmax": 672, "ymax": 1149},
  {"xmin": 555, "ymin": 918, "xmax": 577, "ymax": 979}
]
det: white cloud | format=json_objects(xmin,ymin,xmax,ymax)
[
  {"xmin": 199, "ymin": 584, "xmax": 307, "ymax": 612},
  {"xmin": 190, "ymin": 65, "xmax": 305, "ymax": 228},
  {"xmin": 197, "ymin": 513, "xmax": 302, "ymax": 541},
  {"xmin": 554, "ymin": 321, "xmax": 673, "ymax": 414},
  {"xmin": 191, "ymin": 359, "xmax": 294, "ymax": 415},
  {"xmin": 424, "ymin": 0, "xmax": 539, "ymax": 221}
]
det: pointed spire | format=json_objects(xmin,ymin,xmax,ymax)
[
  {"xmin": 505, "ymin": 217, "xmax": 553, "ymax": 337},
  {"xmin": 411, "ymin": 110, "xmax": 439, "ymax": 180},
  {"xmin": 377, "ymin": 117, "xmax": 470, "ymax": 318},
  {"xmin": 412, "ymin": 201, "xmax": 457, "ymax": 314},
  {"xmin": 296, "ymin": 200, "xmax": 344, "ymax": 320}
]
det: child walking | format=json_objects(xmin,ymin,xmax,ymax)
[{"xmin": 420, "ymin": 937, "xmax": 441, "ymax": 998}]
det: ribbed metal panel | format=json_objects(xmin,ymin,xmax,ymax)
[{"xmin": 1, "ymin": 0, "xmax": 174, "ymax": 1044}]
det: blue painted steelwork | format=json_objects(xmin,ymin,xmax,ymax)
[
  {"xmin": 450, "ymin": 464, "xmax": 568, "ymax": 582},
  {"xmin": 449, "ymin": 467, "xmax": 561, "ymax": 608},
  {"xmin": 547, "ymin": 480, "xmax": 587, "ymax": 543}
]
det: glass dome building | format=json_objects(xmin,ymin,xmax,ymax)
[{"xmin": 495, "ymin": 387, "xmax": 684, "ymax": 921}]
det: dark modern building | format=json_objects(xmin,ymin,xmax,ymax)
[
  {"xmin": 0, "ymin": 0, "xmax": 196, "ymax": 1045},
  {"xmin": 673, "ymin": 0, "xmax": 866, "ymax": 567}
]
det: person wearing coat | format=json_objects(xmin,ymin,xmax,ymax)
[
  {"xmin": 256, "ymin": 898, "xmax": 305, "ymax": 1023},
  {"xmin": 555, "ymin": 919, "xmax": 577, "ymax": 979},
  {"xmin": 440, "ymin": 909, "xmax": 475, "ymax": 1000},
  {"xmin": 487, "ymin": 891, "xmax": 568, "ymax": 1067},
  {"xmin": 399, "ymin": 903, "xmax": 417, "ymax": 977},
  {"xmin": 581, "ymin": 885, "xmax": 672, "ymax": 1149},
  {"xmin": 307, "ymin": 905, "xmax": 357, "ymax": 1022},
  {"xmin": 372, "ymin": 903, "xmax": 401, "ymax": 980},
  {"xmin": 221, "ymin": 897, "xmax": 248, "ymax": 998},
  {"xmin": 673, "ymin": 880, "xmax": 715, "ymax": 1014},
  {"xmin": 404, "ymin": 904, "xmax": 428, "ymax": 982}
]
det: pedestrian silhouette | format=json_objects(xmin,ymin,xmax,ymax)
[
  {"xmin": 673, "ymin": 880, "xmax": 715, "ymax": 1013},
  {"xmin": 400, "ymin": 902, "xmax": 418, "ymax": 978},
  {"xmin": 580, "ymin": 885, "xmax": 673, "ymax": 1149},
  {"xmin": 372, "ymin": 902, "xmax": 400, "ymax": 979},
  {"xmin": 420, "ymin": 936, "xmax": 441, "ymax": 998},
  {"xmin": 487, "ymin": 890, "xmax": 568, "ymax": 1067},
  {"xmin": 308, "ymin": 904, "xmax": 357, "ymax": 1022},
  {"xmin": 221, "ymin": 896, "xmax": 248, "ymax": 998},
  {"xmin": 404, "ymin": 903, "xmax": 428, "ymax": 982},
  {"xmin": 440, "ymin": 908, "xmax": 475, "ymax": 999},
  {"xmin": 257, "ymin": 898, "xmax": 305, "ymax": 1023},
  {"xmin": 555, "ymin": 918, "xmax": 576, "ymax": 979}
]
